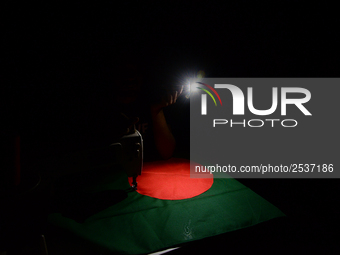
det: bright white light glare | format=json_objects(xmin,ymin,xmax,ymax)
[
  {"xmin": 175, "ymin": 69, "xmax": 205, "ymax": 100},
  {"xmin": 186, "ymin": 70, "xmax": 205, "ymax": 98}
]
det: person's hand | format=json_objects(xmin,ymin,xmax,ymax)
[{"xmin": 151, "ymin": 85, "xmax": 183, "ymax": 115}]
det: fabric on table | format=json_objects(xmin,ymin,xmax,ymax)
[
  {"xmin": 48, "ymin": 158, "xmax": 285, "ymax": 255},
  {"xmin": 128, "ymin": 158, "xmax": 213, "ymax": 200}
]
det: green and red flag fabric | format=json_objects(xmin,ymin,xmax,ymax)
[{"xmin": 48, "ymin": 158, "xmax": 284, "ymax": 254}]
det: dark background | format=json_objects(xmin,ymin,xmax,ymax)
[{"xmin": 2, "ymin": 1, "xmax": 339, "ymax": 254}]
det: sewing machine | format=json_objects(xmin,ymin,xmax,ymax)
[{"xmin": 110, "ymin": 128, "xmax": 143, "ymax": 189}]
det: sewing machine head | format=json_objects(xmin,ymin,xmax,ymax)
[{"xmin": 110, "ymin": 128, "xmax": 143, "ymax": 189}]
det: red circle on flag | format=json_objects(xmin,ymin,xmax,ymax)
[{"xmin": 128, "ymin": 158, "xmax": 213, "ymax": 200}]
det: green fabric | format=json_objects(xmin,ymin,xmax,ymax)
[{"xmin": 48, "ymin": 168, "xmax": 285, "ymax": 254}]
